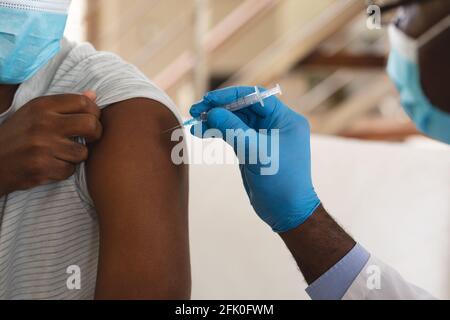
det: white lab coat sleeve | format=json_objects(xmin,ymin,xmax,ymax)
[{"xmin": 343, "ymin": 256, "xmax": 436, "ymax": 300}]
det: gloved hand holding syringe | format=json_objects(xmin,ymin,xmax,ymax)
[
  {"xmin": 165, "ymin": 84, "xmax": 282, "ymax": 132},
  {"xmin": 187, "ymin": 84, "xmax": 321, "ymax": 233}
]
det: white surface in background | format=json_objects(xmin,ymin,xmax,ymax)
[
  {"xmin": 65, "ymin": 0, "xmax": 86, "ymax": 42},
  {"xmin": 405, "ymin": 135, "xmax": 450, "ymax": 151},
  {"xmin": 189, "ymin": 134, "xmax": 450, "ymax": 300}
]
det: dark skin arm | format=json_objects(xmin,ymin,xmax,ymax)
[
  {"xmin": 280, "ymin": 205, "xmax": 356, "ymax": 284},
  {"xmin": 86, "ymin": 98, "xmax": 190, "ymax": 300}
]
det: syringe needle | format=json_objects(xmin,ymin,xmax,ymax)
[
  {"xmin": 162, "ymin": 124, "xmax": 184, "ymax": 134},
  {"xmin": 161, "ymin": 85, "xmax": 282, "ymax": 133}
]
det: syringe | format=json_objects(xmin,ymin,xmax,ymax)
[{"xmin": 165, "ymin": 84, "xmax": 282, "ymax": 132}]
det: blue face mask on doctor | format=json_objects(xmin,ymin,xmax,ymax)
[
  {"xmin": 388, "ymin": 15, "xmax": 450, "ymax": 145},
  {"xmin": 0, "ymin": 0, "xmax": 71, "ymax": 84}
]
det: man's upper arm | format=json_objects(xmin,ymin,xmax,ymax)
[{"xmin": 86, "ymin": 98, "xmax": 190, "ymax": 299}]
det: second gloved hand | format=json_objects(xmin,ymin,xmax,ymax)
[{"xmin": 190, "ymin": 86, "xmax": 321, "ymax": 233}]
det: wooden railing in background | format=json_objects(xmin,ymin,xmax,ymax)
[
  {"xmin": 153, "ymin": 0, "xmax": 281, "ymax": 91},
  {"xmin": 225, "ymin": 0, "xmax": 364, "ymax": 86}
]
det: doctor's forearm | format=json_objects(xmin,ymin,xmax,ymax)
[{"xmin": 280, "ymin": 205, "xmax": 356, "ymax": 285}]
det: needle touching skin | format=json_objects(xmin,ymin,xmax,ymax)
[{"xmin": 163, "ymin": 84, "xmax": 282, "ymax": 133}]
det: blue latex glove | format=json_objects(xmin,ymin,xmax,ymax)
[{"xmin": 190, "ymin": 86, "xmax": 321, "ymax": 233}]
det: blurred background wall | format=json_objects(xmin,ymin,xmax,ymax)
[{"xmin": 64, "ymin": 0, "xmax": 423, "ymax": 142}]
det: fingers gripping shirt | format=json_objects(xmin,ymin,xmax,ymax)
[{"xmin": 0, "ymin": 38, "xmax": 181, "ymax": 300}]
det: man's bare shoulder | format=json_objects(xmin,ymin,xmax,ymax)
[{"xmin": 86, "ymin": 98, "xmax": 190, "ymax": 299}]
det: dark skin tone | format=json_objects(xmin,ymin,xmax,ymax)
[
  {"xmin": 281, "ymin": 205, "xmax": 355, "ymax": 284},
  {"xmin": 88, "ymin": 98, "xmax": 190, "ymax": 299},
  {"xmin": 280, "ymin": 1, "xmax": 450, "ymax": 285},
  {"xmin": 0, "ymin": 91, "xmax": 101, "ymax": 197},
  {"xmin": 396, "ymin": 0, "xmax": 450, "ymax": 112},
  {"xmin": 0, "ymin": 87, "xmax": 191, "ymax": 298},
  {"xmin": 80, "ymin": 1, "xmax": 447, "ymax": 295},
  {"xmin": 0, "ymin": 85, "xmax": 18, "ymax": 114},
  {"xmin": 0, "ymin": 0, "xmax": 446, "ymax": 298}
]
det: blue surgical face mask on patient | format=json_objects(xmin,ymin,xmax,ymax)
[
  {"xmin": 387, "ymin": 16, "xmax": 450, "ymax": 145},
  {"xmin": 0, "ymin": 0, "xmax": 71, "ymax": 84}
]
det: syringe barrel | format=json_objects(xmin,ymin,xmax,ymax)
[
  {"xmin": 224, "ymin": 94, "xmax": 258, "ymax": 112},
  {"xmin": 260, "ymin": 84, "xmax": 282, "ymax": 99},
  {"xmin": 213, "ymin": 84, "xmax": 283, "ymax": 114}
]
